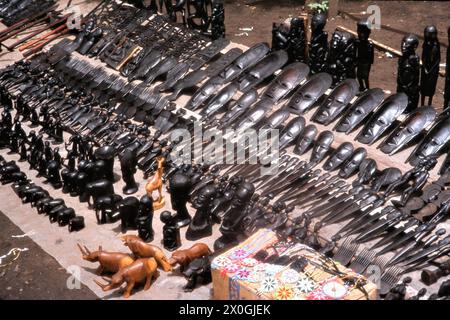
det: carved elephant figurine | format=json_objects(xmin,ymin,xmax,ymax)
[
  {"xmin": 39, "ymin": 198, "xmax": 65, "ymax": 215},
  {"xmin": 84, "ymin": 179, "xmax": 115, "ymax": 206},
  {"xmin": 57, "ymin": 208, "xmax": 76, "ymax": 226},
  {"xmin": 94, "ymin": 194, "xmax": 123, "ymax": 224},
  {"xmin": 1, "ymin": 171, "xmax": 27, "ymax": 185},
  {"xmin": 118, "ymin": 196, "xmax": 140, "ymax": 232},
  {"xmin": 0, "ymin": 162, "xmax": 20, "ymax": 183}
]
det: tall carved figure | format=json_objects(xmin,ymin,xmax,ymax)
[
  {"xmin": 309, "ymin": 13, "xmax": 328, "ymax": 74},
  {"xmin": 397, "ymin": 34, "xmax": 420, "ymax": 113},
  {"xmin": 356, "ymin": 20, "xmax": 374, "ymax": 91},
  {"xmin": 421, "ymin": 25, "xmax": 440, "ymax": 106},
  {"xmin": 287, "ymin": 17, "xmax": 306, "ymax": 63},
  {"xmin": 328, "ymin": 30, "xmax": 356, "ymax": 85},
  {"xmin": 444, "ymin": 27, "xmax": 450, "ymax": 110},
  {"xmin": 145, "ymin": 157, "xmax": 166, "ymax": 210},
  {"xmin": 211, "ymin": 2, "xmax": 225, "ymax": 40}
]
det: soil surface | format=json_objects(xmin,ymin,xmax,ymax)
[{"xmin": 0, "ymin": 212, "xmax": 97, "ymax": 300}]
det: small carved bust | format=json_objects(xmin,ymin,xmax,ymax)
[{"xmin": 160, "ymin": 210, "xmax": 181, "ymax": 251}]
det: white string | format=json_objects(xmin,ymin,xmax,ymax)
[{"xmin": 0, "ymin": 248, "xmax": 29, "ymax": 264}]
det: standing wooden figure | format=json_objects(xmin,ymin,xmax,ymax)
[
  {"xmin": 444, "ymin": 27, "xmax": 450, "ymax": 110},
  {"xmin": 421, "ymin": 25, "xmax": 440, "ymax": 106},
  {"xmin": 356, "ymin": 20, "xmax": 374, "ymax": 91},
  {"xmin": 397, "ymin": 34, "xmax": 420, "ymax": 113},
  {"xmin": 309, "ymin": 13, "xmax": 328, "ymax": 74},
  {"xmin": 287, "ymin": 17, "xmax": 307, "ymax": 63}
]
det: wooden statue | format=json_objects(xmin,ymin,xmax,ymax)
[
  {"xmin": 160, "ymin": 210, "xmax": 181, "ymax": 251},
  {"xmin": 94, "ymin": 257, "xmax": 159, "ymax": 298},
  {"xmin": 444, "ymin": 27, "xmax": 450, "ymax": 110},
  {"xmin": 121, "ymin": 235, "xmax": 172, "ymax": 271},
  {"xmin": 168, "ymin": 243, "xmax": 212, "ymax": 272},
  {"xmin": 77, "ymin": 243, "xmax": 134, "ymax": 275},
  {"xmin": 145, "ymin": 157, "xmax": 165, "ymax": 210},
  {"xmin": 309, "ymin": 13, "xmax": 328, "ymax": 74},
  {"xmin": 397, "ymin": 34, "xmax": 420, "ymax": 113},
  {"xmin": 421, "ymin": 25, "xmax": 440, "ymax": 106},
  {"xmin": 356, "ymin": 20, "xmax": 374, "ymax": 91}
]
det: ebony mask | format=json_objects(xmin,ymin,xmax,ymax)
[
  {"xmin": 285, "ymin": 72, "xmax": 332, "ymax": 115},
  {"xmin": 312, "ymin": 78, "xmax": 359, "ymax": 125},
  {"xmin": 334, "ymin": 88, "xmax": 385, "ymax": 133},
  {"xmin": 237, "ymin": 50, "xmax": 289, "ymax": 92},
  {"xmin": 262, "ymin": 62, "xmax": 309, "ymax": 102},
  {"xmin": 408, "ymin": 116, "xmax": 450, "ymax": 166},
  {"xmin": 339, "ymin": 147, "xmax": 367, "ymax": 178},
  {"xmin": 310, "ymin": 130, "xmax": 334, "ymax": 164},
  {"xmin": 279, "ymin": 117, "xmax": 306, "ymax": 149},
  {"xmin": 379, "ymin": 106, "xmax": 437, "ymax": 155},
  {"xmin": 356, "ymin": 93, "xmax": 408, "ymax": 145},
  {"xmin": 323, "ymin": 142, "xmax": 354, "ymax": 171},
  {"xmin": 294, "ymin": 124, "xmax": 318, "ymax": 155}
]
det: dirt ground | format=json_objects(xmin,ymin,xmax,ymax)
[
  {"xmin": 0, "ymin": 212, "xmax": 97, "ymax": 300},
  {"xmin": 224, "ymin": 0, "xmax": 450, "ymax": 110},
  {"xmin": 1, "ymin": 0, "xmax": 449, "ymax": 300}
]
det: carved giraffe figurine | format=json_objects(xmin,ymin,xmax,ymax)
[
  {"xmin": 145, "ymin": 157, "xmax": 166, "ymax": 210},
  {"xmin": 94, "ymin": 257, "xmax": 159, "ymax": 298}
]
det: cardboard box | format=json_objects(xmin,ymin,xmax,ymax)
[{"xmin": 212, "ymin": 229, "xmax": 377, "ymax": 300}]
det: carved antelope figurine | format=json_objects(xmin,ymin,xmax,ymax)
[
  {"xmin": 121, "ymin": 235, "xmax": 172, "ymax": 272},
  {"xmin": 145, "ymin": 157, "xmax": 165, "ymax": 210},
  {"xmin": 94, "ymin": 257, "xmax": 159, "ymax": 298},
  {"xmin": 77, "ymin": 244, "xmax": 135, "ymax": 275}
]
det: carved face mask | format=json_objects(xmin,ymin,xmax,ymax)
[
  {"xmin": 201, "ymin": 82, "xmax": 239, "ymax": 117},
  {"xmin": 323, "ymin": 142, "xmax": 354, "ymax": 171},
  {"xmin": 356, "ymin": 93, "xmax": 408, "ymax": 145},
  {"xmin": 312, "ymin": 78, "xmax": 359, "ymax": 125},
  {"xmin": 339, "ymin": 147, "xmax": 367, "ymax": 178},
  {"xmin": 218, "ymin": 89, "xmax": 258, "ymax": 129},
  {"xmin": 310, "ymin": 130, "xmax": 334, "ymax": 164},
  {"xmin": 279, "ymin": 117, "xmax": 306, "ymax": 149},
  {"xmin": 379, "ymin": 106, "xmax": 437, "ymax": 155},
  {"xmin": 187, "ymin": 76, "xmax": 224, "ymax": 110},
  {"xmin": 408, "ymin": 116, "xmax": 450, "ymax": 166},
  {"xmin": 285, "ymin": 72, "xmax": 333, "ymax": 115},
  {"xmin": 220, "ymin": 42, "xmax": 270, "ymax": 83},
  {"xmin": 261, "ymin": 109, "xmax": 290, "ymax": 130},
  {"xmin": 334, "ymin": 88, "xmax": 384, "ymax": 133},
  {"xmin": 294, "ymin": 125, "xmax": 318, "ymax": 155},
  {"xmin": 263, "ymin": 62, "xmax": 309, "ymax": 103},
  {"xmin": 234, "ymin": 98, "xmax": 274, "ymax": 132},
  {"xmin": 237, "ymin": 50, "xmax": 288, "ymax": 92}
]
